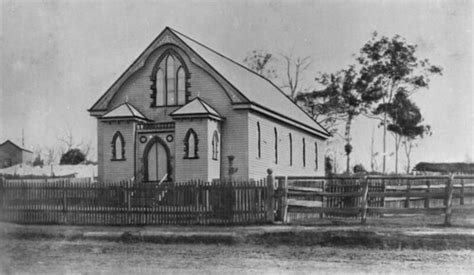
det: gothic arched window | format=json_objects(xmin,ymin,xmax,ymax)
[
  {"xmin": 212, "ymin": 130, "xmax": 219, "ymax": 160},
  {"xmin": 152, "ymin": 51, "xmax": 187, "ymax": 106},
  {"xmin": 184, "ymin": 129, "xmax": 198, "ymax": 159},
  {"xmin": 111, "ymin": 131, "xmax": 125, "ymax": 161}
]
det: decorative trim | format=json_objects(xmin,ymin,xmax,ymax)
[
  {"xmin": 166, "ymin": 135, "xmax": 174, "ymax": 142},
  {"xmin": 142, "ymin": 136, "xmax": 172, "ymax": 181},
  {"xmin": 111, "ymin": 131, "xmax": 126, "ymax": 161},
  {"xmin": 139, "ymin": 136, "xmax": 147, "ymax": 143},
  {"xmin": 183, "ymin": 128, "xmax": 199, "ymax": 159}
]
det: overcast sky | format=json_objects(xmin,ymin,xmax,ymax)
[{"xmin": 1, "ymin": 0, "xmax": 472, "ymax": 172}]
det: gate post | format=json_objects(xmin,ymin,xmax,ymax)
[
  {"xmin": 360, "ymin": 176, "xmax": 369, "ymax": 225},
  {"xmin": 276, "ymin": 176, "xmax": 288, "ymax": 223},
  {"xmin": 265, "ymin": 169, "xmax": 276, "ymax": 223},
  {"xmin": 444, "ymin": 174, "xmax": 454, "ymax": 226}
]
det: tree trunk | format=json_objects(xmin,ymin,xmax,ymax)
[
  {"xmin": 382, "ymin": 112, "xmax": 387, "ymax": 173},
  {"xmin": 394, "ymin": 135, "xmax": 401, "ymax": 174},
  {"xmin": 345, "ymin": 117, "xmax": 353, "ymax": 174}
]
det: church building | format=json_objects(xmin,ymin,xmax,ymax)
[{"xmin": 88, "ymin": 27, "xmax": 330, "ymax": 183}]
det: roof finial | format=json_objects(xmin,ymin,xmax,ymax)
[
  {"xmin": 125, "ymin": 95, "xmax": 129, "ymax": 103},
  {"xmin": 22, "ymin": 128, "xmax": 24, "ymax": 147}
]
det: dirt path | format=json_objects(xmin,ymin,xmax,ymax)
[{"xmin": 1, "ymin": 238, "xmax": 472, "ymax": 274}]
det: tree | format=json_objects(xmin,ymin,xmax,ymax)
[
  {"xmin": 375, "ymin": 90, "xmax": 430, "ymax": 173},
  {"xmin": 32, "ymin": 154, "xmax": 44, "ymax": 167},
  {"xmin": 281, "ymin": 54, "xmax": 312, "ymax": 100},
  {"xmin": 357, "ymin": 32, "xmax": 442, "ymax": 173},
  {"xmin": 60, "ymin": 148, "xmax": 86, "ymax": 165},
  {"xmin": 296, "ymin": 66, "xmax": 373, "ymax": 173},
  {"xmin": 243, "ymin": 50, "xmax": 277, "ymax": 80}
]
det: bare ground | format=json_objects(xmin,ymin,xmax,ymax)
[{"xmin": 1, "ymin": 238, "xmax": 473, "ymax": 274}]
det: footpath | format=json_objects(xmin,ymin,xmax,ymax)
[{"xmin": 1, "ymin": 222, "xmax": 474, "ymax": 250}]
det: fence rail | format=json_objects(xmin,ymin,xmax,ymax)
[{"xmin": 274, "ymin": 174, "xmax": 474, "ymax": 225}]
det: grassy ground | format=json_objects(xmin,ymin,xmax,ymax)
[{"xmin": 1, "ymin": 238, "xmax": 472, "ymax": 274}]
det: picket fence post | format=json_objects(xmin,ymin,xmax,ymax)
[
  {"xmin": 266, "ymin": 169, "xmax": 275, "ymax": 223},
  {"xmin": 444, "ymin": 174, "xmax": 454, "ymax": 226}
]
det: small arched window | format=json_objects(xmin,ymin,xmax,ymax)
[
  {"xmin": 184, "ymin": 129, "xmax": 198, "ymax": 159},
  {"xmin": 274, "ymin": 127, "xmax": 278, "ymax": 164},
  {"xmin": 314, "ymin": 142, "xmax": 318, "ymax": 170},
  {"xmin": 111, "ymin": 131, "xmax": 125, "ymax": 161},
  {"xmin": 302, "ymin": 138, "xmax": 306, "ymax": 167},
  {"xmin": 289, "ymin": 133, "xmax": 293, "ymax": 166},
  {"xmin": 153, "ymin": 51, "xmax": 187, "ymax": 106},
  {"xmin": 257, "ymin": 122, "xmax": 261, "ymax": 158},
  {"xmin": 212, "ymin": 131, "xmax": 219, "ymax": 160}
]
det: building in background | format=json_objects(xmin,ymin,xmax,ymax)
[
  {"xmin": 0, "ymin": 140, "xmax": 33, "ymax": 168},
  {"xmin": 89, "ymin": 27, "xmax": 330, "ymax": 183}
]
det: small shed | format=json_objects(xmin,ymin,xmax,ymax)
[{"xmin": 0, "ymin": 140, "xmax": 33, "ymax": 168}]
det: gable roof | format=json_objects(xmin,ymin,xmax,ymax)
[
  {"xmin": 89, "ymin": 27, "xmax": 330, "ymax": 138},
  {"xmin": 101, "ymin": 103, "xmax": 149, "ymax": 121},
  {"xmin": 170, "ymin": 97, "xmax": 223, "ymax": 121},
  {"xmin": 0, "ymin": 140, "xmax": 33, "ymax": 153}
]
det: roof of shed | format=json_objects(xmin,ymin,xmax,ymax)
[{"xmin": 0, "ymin": 140, "xmax": 33, "ymax": 153}]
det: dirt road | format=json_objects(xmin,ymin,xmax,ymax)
[{"xmin": 1, "ymin": 238, "xmax": 472, "ymax": 274}]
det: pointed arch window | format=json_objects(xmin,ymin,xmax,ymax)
[
  {"xmin": 302, "ymin": 138, "xmax": 306, "ymax": 167},
  {"xmin": 289, "ymin": 133, "xmax": 293, "ymax": 166},
  {"xmin": 274, "ymin": 127, "xmax": 278, "ymax": 164},
  {"xmin": 212, "ymin": 130, "xmax": 219, "ymax": 160},
  {"xmin": 111, "ymin": 131, "xmax": 125, "ymax": 161},
  {"xmin": 184, "ymin": 129, "xmax": 199, "ymax": 159},
  {"xmin": 314, "ymin": 142, "xmax": 318, "ymax": 170},
  {"xmin": 152, "ymin": 51, "xmax": 188, "ymax": 106},
  {"xmin": 257, "ymin": 122, "xmax": 261, "ymax": 158}
]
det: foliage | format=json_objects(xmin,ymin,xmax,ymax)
[
  {"xmin": 357, "ymin": 32, "xmax": 442, "ymax": 172},
  {"xmin": 32, "ymin": 155, "xmax": 44, "ymax": 167},
  {"xmin": 296, "ymin": 66, "xmax": 375, "ymax": 173},
  {"xmin": 353, "ymin": 164, "xmax": 367, "ymax": 174},
  {"xmin": 325, "ymin": 156, "xmax": 333, "ymax": 176},
  {"xmin": 60, "ymin": 148, "xmax": 86, "ymax": 165},
  {"xmin": 243, "ymin": 50, "xmax": 277, "ymax": 79}
]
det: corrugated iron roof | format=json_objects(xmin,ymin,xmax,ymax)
[
  {"xmin": 0, "ymin": 140, "xmax": 33, "ymax": 153},
  {"xmin": 169, "ymin": 28, "xmax": 329, "ymax": 137}
]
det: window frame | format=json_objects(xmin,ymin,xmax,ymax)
[
  {"xmin": 151, "ymin": 49, "xmax": 189, "ymax": 107},
  {"xmin": 111, "ymin": 131, "xmax": 126, "ymax": 161},
  {"xmin": 212, "ymin": 130, "xmax": 219, "ymax": 161},
  {"xmin": 183, "ymin": 128, "xmax": 199, "ymax": 159}
]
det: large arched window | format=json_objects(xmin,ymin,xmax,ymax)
[
  {"xmin": 111, "ymin": 131, "xmax": 125, "ymax": 161},
  {"xmin": 212, "ymin": 130, "xmax": 219, "ymax": 160},
  {"xmin": 152, "ymin": 51, "xmax": 187, "ymax": 106},
  {"xmin": 184, "ymin": 129, "xmax": 198, "ymax": 159}
]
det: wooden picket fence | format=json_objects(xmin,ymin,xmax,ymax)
[
  {"xmin": 273, "ymin": 174, "xmax": 474, "ymax": 225},
  {"xmin": 1, "ymin": 173, "xmax": 473, "ymax": 226},
  {"xmin": 0, "ymin": 178, "xmax": 269, "ymax": 225}
]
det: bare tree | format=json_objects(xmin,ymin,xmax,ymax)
[{"xmin": 281, "ymin": 54, "xmax": 312, "ymax": 101}]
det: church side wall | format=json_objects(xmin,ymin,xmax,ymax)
[{"xmin": 248, "ymin": 112, "xmax": 326, "ymax": 180}]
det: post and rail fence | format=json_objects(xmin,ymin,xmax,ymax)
[{"xmin": 0, "ymin": 171, "xmax": 473, "ymax": 226}]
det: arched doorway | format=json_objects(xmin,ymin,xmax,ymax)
[{"xmin": 143, "ymin": 136, "xmax": 171, "ymax": 182}]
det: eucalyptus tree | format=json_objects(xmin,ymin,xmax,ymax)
[
  {"xmin": 296, "ymin": 66, "xmax": 373, "ymax": 174},
  {"xmin": 375, "ymin": 90, "xmax": 431, "ymax": 173},
  {"xmin": 357, "ymin": 32, "xmax": 442, "ymax": 173}
]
